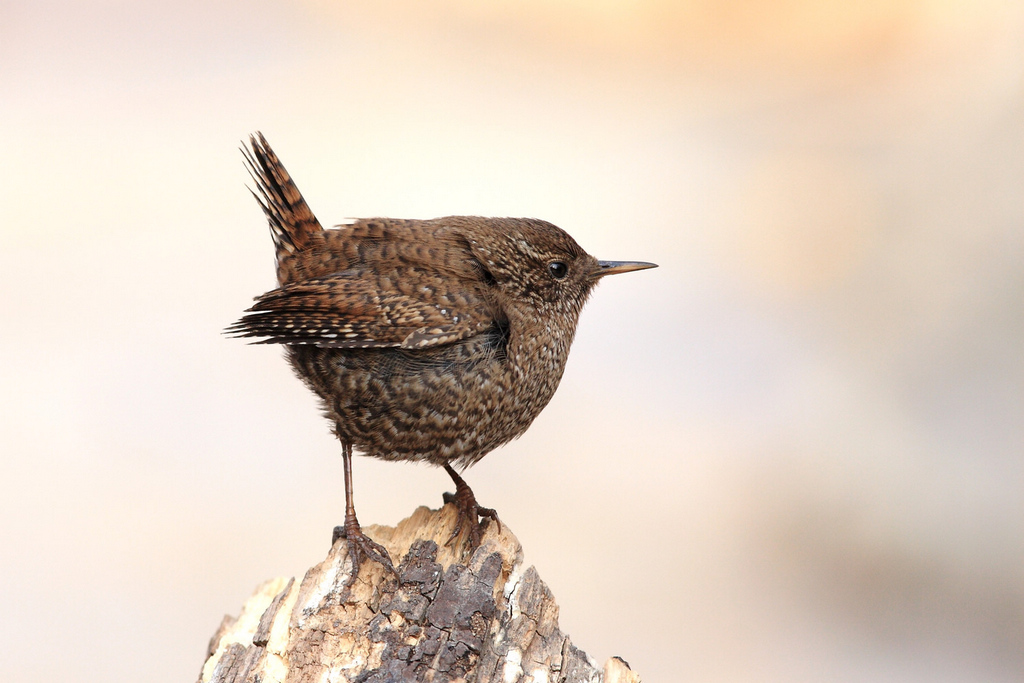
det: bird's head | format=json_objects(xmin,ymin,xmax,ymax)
[{"xmin": 456, "ymin": 217, "xmax": 656, "ymax": 322}]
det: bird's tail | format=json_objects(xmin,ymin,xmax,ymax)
[{"xmin": 242, "ymin": 132, "xmax": 323, "ymax": 256}]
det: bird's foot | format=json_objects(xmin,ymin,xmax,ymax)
[
  {"xmin": 442, "ymin": 464, "xmax": 501, "ymax": 549},
  {"xmin": 332, "ymin": 518, "xmax": 397, "ymax": 579}
]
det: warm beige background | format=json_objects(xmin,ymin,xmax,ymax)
[{"xmin": 3, "ymin": 1, "xmax": 1023, "ymax": 681}]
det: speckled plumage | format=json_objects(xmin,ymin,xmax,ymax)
[{"xmin": 229, "ymin": 133, "xmax": 654, "ymax": 566}]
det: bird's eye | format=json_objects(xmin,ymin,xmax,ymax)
[{"xmin": 548, "ymin": 261, "xmax": 569, "ymax": 280}]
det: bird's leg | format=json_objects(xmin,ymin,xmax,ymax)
[
  {"xmin": 331, "ymin": 442, "xmax": 396, "ymax": 577},
  {"xmin": 442, "ymin": 463, "xmax": 501, "ymax": 549}
]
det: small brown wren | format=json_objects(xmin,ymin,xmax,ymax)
[{"xmin": 229, "ymin": 133, "xmax": 656, "ymax": 574}]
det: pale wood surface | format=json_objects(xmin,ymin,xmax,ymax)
[{"xmin": 198, "ymin": 505, "xmax": 640, "ymax": 683}]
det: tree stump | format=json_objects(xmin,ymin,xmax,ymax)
[{"xmin": 198, "ymin": 504, "xmax": 639, "ymax": 683}]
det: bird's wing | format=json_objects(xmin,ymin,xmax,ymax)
[{"xmin": 225, "ymin": 269, "xmax": 494, "ymax": 350}]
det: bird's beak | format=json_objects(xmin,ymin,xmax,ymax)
[{"xmin": 591, "ymin": 260, "xmax": 658, "ymax": 279}]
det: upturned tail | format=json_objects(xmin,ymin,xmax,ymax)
[{"xmin": 242, "ymin": 132, "xmax": 323, "ymax": 258}]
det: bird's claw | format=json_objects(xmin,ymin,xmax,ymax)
[
  {"xmin": 442, "ymin": 486, "xmax": 501, "ymax": 550},
  {"xmin": 333, "ymin": 520, "xmax": 397, "ymax": 578}
]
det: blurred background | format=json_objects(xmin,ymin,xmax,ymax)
[{"xmin": 2, "ymin": 1, "xmax": 1023, "ymax": 681}]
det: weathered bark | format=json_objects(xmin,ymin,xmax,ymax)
[{"xmin": 198, "ymin": 505, "xmax": 639, "ymax": 683}]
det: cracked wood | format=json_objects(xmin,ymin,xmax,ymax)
[{"xmin": 198, "ymin": 505, "xmax": 640, "ymax": 683}]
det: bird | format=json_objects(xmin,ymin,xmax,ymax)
[{"xmin": 228, "ymin": 133, "xmax": 656, "ymax": 575}]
